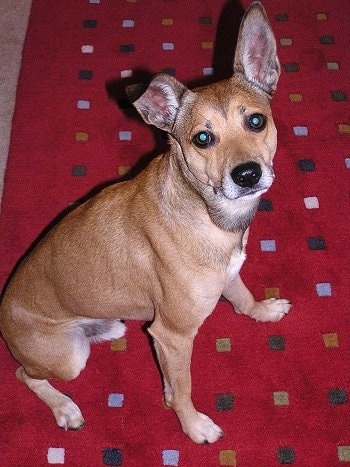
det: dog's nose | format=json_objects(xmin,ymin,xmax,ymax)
[{"xmin": 231, "ymin": 162, "xmax": 262, "ymax": 188}]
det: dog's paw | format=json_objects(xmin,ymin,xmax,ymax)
[
  {"xmin": 183, "ymin": 411, "xmax": 224, "ymax": 444},
  {"xmin": 251, "ymin": 298, "xmax": 292, "ymax": 322},
  {"xmin": 53, "ymin": 396, "xmax": 85, "ymax": 431}
]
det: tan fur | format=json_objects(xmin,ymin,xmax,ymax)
[{"xmin": 0, "ymin": 2, "xmax": 291, "ymax": 443}]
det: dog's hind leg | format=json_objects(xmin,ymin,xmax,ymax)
[{"xmin": 223, "ymin": 274, "xmax": 292, "ymax": 322}]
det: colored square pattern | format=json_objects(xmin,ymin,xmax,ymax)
[
  {"xmin": 0, "ymin": 1, "xmax": 350, "ymax": 466},
  {"xmin": 322, "ymin": 332, "xmax": 339, "ymax": 348},
  {"xmin": 219, "ymin": 450, "xmax": 237, "ymax": 466},
  {"xmin": 274, "ymin": 391, "xmax": 289, "ymax": 406},
  {"xmin": 102, "ymin": 448, "xmax": 122, "ymax": 466}
]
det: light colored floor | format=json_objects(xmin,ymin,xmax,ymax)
[{"xmin": 0, "ymin": 0, "xmax": 32, "ymax": 212}]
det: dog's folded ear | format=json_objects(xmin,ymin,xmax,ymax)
[
  {"xmin": 233, "ymin": 1, "xmax": 280, "ymax": 97},
  {"xmin": 130, "ymin": 73, "xmax": 187, "ymax": 132}
]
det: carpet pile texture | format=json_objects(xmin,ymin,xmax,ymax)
[{"xmin": 0, "ymin": 0, "xmax": 349, "ymax": 465}]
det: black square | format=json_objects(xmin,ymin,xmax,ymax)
[
  {"xmin": 298, "ymin": 159, "xmax": 315, "ymax": 172},
  {"xmin": 161, "ymin": 68, "xmax": 176, "ymax": 76},
  {"xmin": 199, "ymin": 16, "xmax": 212, "ymax": 24},
  {"xmin": 216, "ymin": 393, "xmax": 234, "ymax": 412},
  {"xmin": 72, "ymin": 165, "xmax": 87, "ymax": 177},
  {"xmin": 120, "ymin": 44, "xmax": 135, "ymax": 53},
  {"xmin": 83, "ymin": 19, "xmax": 97, "ymax": 28},
  {"xmin": 276, "ymin": 13, "xmax": 289, "ymax": 22},
  {"xmin": 284, "ymin": 63, "xmax": 299, "ymax": 72},
  {"xmin": 277, "ymin": 447, "xmax": 296, "ymax": 464},
  {"xmin": 331, "ymin": 91, "xmax": 347, "ymax": 101},
  {"xmin": 308, "ymin": 237, "xmax": 326, "ymax": 250},
  {"xmin": 320, "ymin": 35, "xmax": 334, "ymax": 45},
  {"xmin": 103, "ymin": 448, "xmax": 122, "ymax": 466},
  {"xmin": 328, "ymin": 389, "xmax": 348, "ymax": 405},
  {"xmin": 79, "ymin": 70, "xmax": 93, "ymax": 80},
  {"xmin": 258, "ymin": 198, "xmax": 273, "ymax": 211},
  {"xmin": 268, "ymin": 335, "xmax": 286, "ymax": 351}
]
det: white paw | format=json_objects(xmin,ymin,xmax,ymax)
[
  {"xmin": 183, "ymin": 412, "xmax": 224, "ymax": 444},
  {"xmin": 53, "ymin": 396, "xmax": 85, "ymax": 431},
  {"xmin": 252, "ymin": 298, "xmax": 292, "ymax": 322}
]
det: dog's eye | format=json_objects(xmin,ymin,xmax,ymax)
[
  {"xmin": 193, "ymin": 131, "xmax": 214, "ymax": 148},
  {"xmin": 247, "ymin": 113, "xmax": 266, "ymax": 132}
]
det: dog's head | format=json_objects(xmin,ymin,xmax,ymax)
[{"xmin": 132, "ymin": 2, "xmax": 281, "ymax": 231}]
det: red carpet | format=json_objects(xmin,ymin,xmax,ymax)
[{"xmin": 1, "ymin": 0, "xmax": 350, "ymax": 465}]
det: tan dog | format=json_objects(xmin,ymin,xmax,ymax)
[{"xmin": 0, "ymin": 2, "xmax": 291, "ymax": 444}]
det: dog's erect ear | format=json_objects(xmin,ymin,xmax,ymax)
[
  {"xmin": 233, "ymin": 2, "xmax": 280, "ymax": 97},
  {"xmin": 129, "ymin": 73, "xmax": 187, "ymax": 132}
]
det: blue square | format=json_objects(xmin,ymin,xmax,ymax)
[
  {"xmin": 162, "ymin": 450, "xmax": 180, "ymax": 466},
  {"xmin": 108, "ymin": 393, "xmax": 124, "ymax": 408},
  {"xmin": 293, "ymin": 126, "xmax": 308, "ymax": 136},
  {"xmin": 316, "ymin": 282, "xmax": 332, "ymax": 297},
  {"xmin": 260, "ymin": 240, "xmax": 276, "ymax": 252}
]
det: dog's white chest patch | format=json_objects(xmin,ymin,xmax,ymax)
[{"xmin": 226, "ymin": 250, "xmax": 246, "ymax": 280}]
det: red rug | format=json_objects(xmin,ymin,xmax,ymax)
[{"xmin": 1, "ymin": 0, "xmax": 350, "ymax": 465}]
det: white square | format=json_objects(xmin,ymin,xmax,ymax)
[
  {"xmin": 81, "ymin": 45, "xmax": 94, "ymax": 54},
  {"xmin": 122, "ymin": 20, "xmax": 135, "ymax": 28},
  {"xmin": 304, "ymin": 196, "xmax": 319, "ymax": 209},
  {"xmin": 121, "ymin": 70, "xmax": 133, "ymax": 78},
  {"xmin": 47, "ymin": 447, "xmax": 65, "ymax": 464}
]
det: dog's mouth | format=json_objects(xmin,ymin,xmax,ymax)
[{"xmin": 212, "ymin": 164, "xmax": 275, "ymax": 201}]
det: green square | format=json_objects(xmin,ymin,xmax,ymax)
[
  {"xmin": 338, "ymin": 446, "xmax": 350, "ymax": 462},
  {"xmin": 216, "ymin": 338, "xmax": 231, "ymax": 352},
  {"xmin": 274, "ymin": 391, "xmax": 289, "ymax": 406}
]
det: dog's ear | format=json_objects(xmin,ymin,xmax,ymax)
[
  {"xmin": 129, "ymin": 73, "xmax": 187, "ymax": 132},
  {"xmin": 233, "ymin": 2, "xmax": 280, "ymax": 97}
]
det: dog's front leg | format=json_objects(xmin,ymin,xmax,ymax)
[
  {"xmin": 223, "ymin": 274, "xmax": 292, "ymax": 322},
  {"xmin": 148, "ymin": 319, "xmax": 223, "ymax": 444}
]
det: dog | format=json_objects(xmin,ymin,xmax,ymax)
[{"xmin": 0, "ymin": 2, "xmax": 291, "ymax": 444}]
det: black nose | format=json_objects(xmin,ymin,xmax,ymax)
[{"xmin": 231, "ymin": 162, "xmax": 262, "ymax": 188}]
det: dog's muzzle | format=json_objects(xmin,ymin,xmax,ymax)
[
  {"xmin": 231, "ymin": 162, "xmax": 262, "ymax": 188},
  {"xmin": 219, "ymin": 161, "xmax": 274, "ymax": 200}
]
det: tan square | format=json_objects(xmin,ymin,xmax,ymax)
[
  {"xmin": 118, "ymin": 166, "xmax": 131, "ymax": 177},
  {"xmin": 202, "ymin": 41, "xmax": 213, "ymax": 50},
  {"xmin": 322, "ymin": 333, "xmax": 339, "ymax": 348},
  {"xmin": 216, "ymin": 338, "xmax": 231, "ymax": 352},
  {"xmin": 75, "ymin": 131, "xmax": 88, "ymax": 142},
  {"xmin": 280, "ymin": 38, "xmax": 293, "ymax": 46},
  {"xmin": 289, "ymin": 93, "xmax": 303, "ymax": 102},
  {"xmin": 338, "ymin": 124, "xmax": 350, "ymax": 134},
  {"xmin": 219, "ymin": 450, "xmax": 237, "ymax": 466},
  {"xmin": 316, "ymin": 13, "xmax": 328, "ymax": 21},
  {"xmin": 265, "ymin": 287, "xmax": 280, "ymax": 299},
  {"xmin": 274, "ymin": 391, "xmax": 289, "ymax": 406},
  {"xmin": 338, "ymin": 446, "xmax": 350, "ymax": 462},
  {"xmin": 110, "ymin": 338, "xmax": 127, "ymax": 351},
  {"xmin": 162, "ymin": 18, "xmax": 174, "ymax": 26}
]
